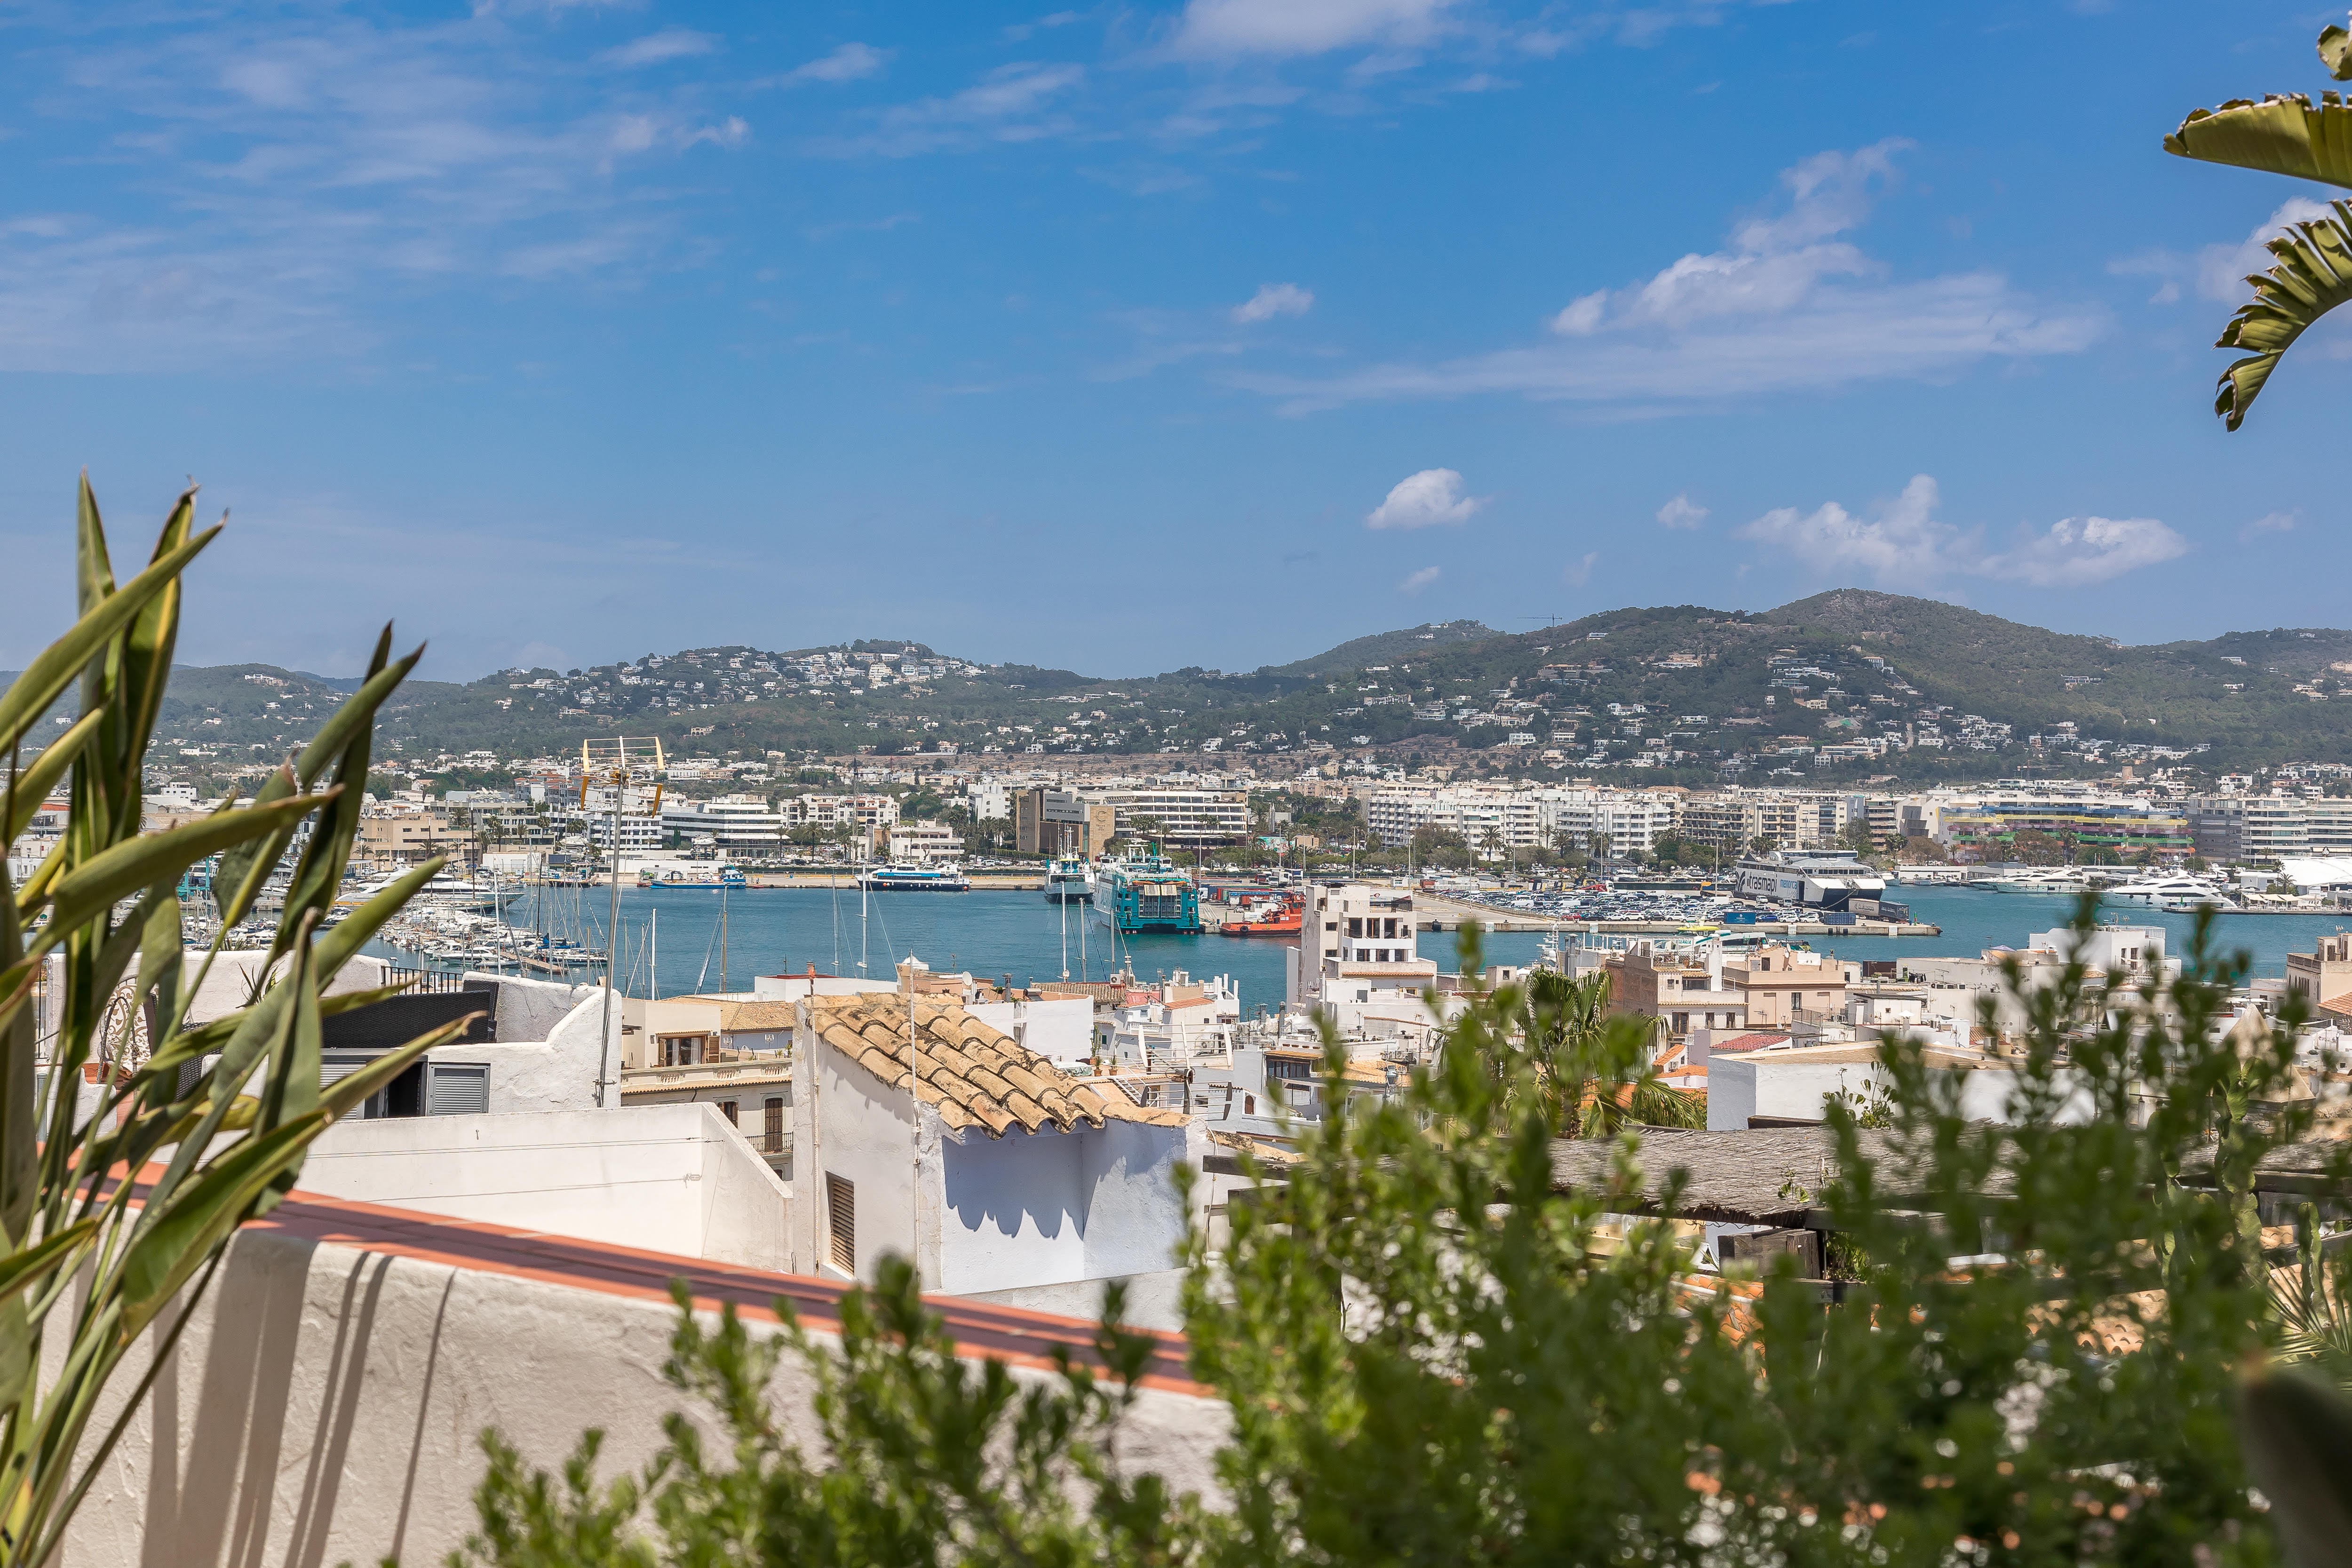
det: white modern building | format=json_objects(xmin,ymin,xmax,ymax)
[
  {"xmin": 660, "ymin": 792, "xmax": 787, "ymax": 849},
  {"xmin": 1287, "ymin": 882, "xmax": 1441, "ymax": 1041},
  {"xmin": 886, "ymin": 821, "xmax": 965, "ymax": 862}
]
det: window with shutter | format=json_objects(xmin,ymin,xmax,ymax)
[
  {"xmin": 719, "ymin": 1099, "xmax": 738, "ymax": 1125},
  {"xmin": 825, "ymin": 1174, "xmax": 855, "ymax": 1273},
  {"xmin": 427, "ymin": 1063, "xmax": 489, "ymax": 1116},
  {"xmin": 764, "ymin": 1097, "xmax": 784, "ymax": 1153}
]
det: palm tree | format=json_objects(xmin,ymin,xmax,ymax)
[
  {"xmin": 2168, "ymin": 19, "xmax": 2352, "ymax": 426},
  {"xmin": 1508, "ymin": 971, "xmax": 1707, "ymax": 1138}
]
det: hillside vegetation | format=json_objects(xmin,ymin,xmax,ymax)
[{"xmin": 15, "ymin": 596, "xmax": 2352, "ymax": 780}]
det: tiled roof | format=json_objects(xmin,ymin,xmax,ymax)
[{"xmin": 810, "ymin": 995, "xmax": 1187, "ymax": 1138}]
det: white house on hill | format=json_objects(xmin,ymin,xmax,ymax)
[{"xmin": 791, "ymin": 993, "xmax": 1199, "ymax": 1325}]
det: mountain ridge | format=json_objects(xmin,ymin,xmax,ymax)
[{"xmin": 14, "ymin": 595, "xmax": 2352, "ymax": 780}]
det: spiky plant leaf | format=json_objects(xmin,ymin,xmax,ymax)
[{"xmin": 2205, "ymin": 202, "xmax": 2352, "ymax": 429}]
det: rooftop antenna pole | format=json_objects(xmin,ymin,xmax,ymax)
[{"xmin": 590, "ymin": 735, "xmax": 663, "ymax": 1109}]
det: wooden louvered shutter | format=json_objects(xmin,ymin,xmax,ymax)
[{"xmin": 826, "ymin": 1174, "xmax": 855, "ymax": 1273}]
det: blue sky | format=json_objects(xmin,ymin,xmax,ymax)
[{"xmin": 2, "ymin": 0, "xmax": 2347, "ymax": 680}]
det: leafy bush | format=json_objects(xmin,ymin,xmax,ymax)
[{"xmin": 457, "ymin": 907, "xmax": 2337, "ymax": 1565}]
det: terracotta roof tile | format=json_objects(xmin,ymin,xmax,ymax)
[{"xmin": 808, "ymin": 995, "xmax": 1184, "ymax": 1139}]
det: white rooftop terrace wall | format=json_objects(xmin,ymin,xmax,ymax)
[
  {"xmin": 432, "ymin": 979, "xmax": 613, "ymax": 1114},
  {"xmin": 57, "ymin": 1226, "xmax": 1227, "ymax": 1567},
  {"xmin": 298, "ymin": 1104, "xmax": 792, "ymax": 1269},
  {"xmin": 969, "ymin": 996, "xmax": 1096, "ymax": 1063}
]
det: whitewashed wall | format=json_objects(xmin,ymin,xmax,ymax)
[{"xmin": 298, "ymin": 1105, "xmax": 790, "ymax": 1269}]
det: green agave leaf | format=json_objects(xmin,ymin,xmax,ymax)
[
  {"xmin": 0, "ymin": 523, "xmax": 218, "ymax": 758},
  {"xmin": 1, "ymin": 708, "xmax": 102, "ymax": 847},
  {"xmin": 2238, "ymin": 1367, "xmax": 2352, "ymax": 1566},
  {"xmin": 115, "ymin": 1110, "xmax": 329, "ymax": 1338},
  {"xmin": 317, "ymin": 1009, "xmax": 484, "ymax": 1120},
  {"xmin": 210, "ymin": 765, "xmax": 301, "ymax": 932},
  {"xmin": 291, "ymin": 630, "xmax": 415, "ymax": 791},
  {"xmin": 30, "ymin": 788, "xmax": 329, "ymax": 942},
  {"xmin": 137, "ymin": 980, "xmax": 414, "ymax": 1085},
  {"xmin": 0, "ymin": 1219, "xmax": 98, "ymax": 1310},
  {"xmin": 309, "ymin": 857, "xmax": 443, "ymax": 985},
  {"xmin": 2166, "ymin": 93, "xmax": 2352, "ymax": 190},
  {"xmin": 2210, "ymin": 202, "xmax": 2352, "ymax": 429}
]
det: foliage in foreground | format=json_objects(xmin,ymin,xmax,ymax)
[
  {"xmin": 458, "ymin": 908, "xmax": 2342, "ymax": 1566},
  {"xmin": 0, "ymin": 480, "xmax": 446, "ymax": 1567},
  {"xmin": 2169, "ymin": 8, "xmax": 2352, "ymax": 428}
]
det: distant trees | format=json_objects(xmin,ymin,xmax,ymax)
[{"xmin": 2010, "ymin": 829, "xmax": 2067, "ymax": 866}]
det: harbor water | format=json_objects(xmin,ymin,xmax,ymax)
[{"xmin": 370, "ymin": 883, "xmax": 2352, "ymax": 1014}]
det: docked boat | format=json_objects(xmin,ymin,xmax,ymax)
[
  {"xmin": 1091, "ymin": 851, "xmax": 1202, "ymax": 934},
  {"xmin": 2108, "ymin": 874, "xmax": 2229, "ymax": 909},
  {"xmin": 856, "ymin": 861, "xmax": 970, "ymax": 892},
  {"xmin": 1044, "ymin": 858, "xmax": 1094, "ymax": 904},
  {"xmin": 1976, "ymin": 871, "xmax": 2093, "ymax": 895},
  {"xmin": 1219, "ymin": 893, "xmax": 1303, "ymax": 937}
]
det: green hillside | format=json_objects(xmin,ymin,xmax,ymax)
[{"xmin": 15, "ymin": 594, "xmax": 2352, "ymax": 786}]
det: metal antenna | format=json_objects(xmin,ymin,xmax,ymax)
[{"xmin": 584, "ymin": 735, "xmax": 665, "ymax": 1108}]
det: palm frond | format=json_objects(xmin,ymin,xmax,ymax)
[
  {"xmin": 2167, "ymin": 92, "xmax": 2352, "ymax": 190},
  {"xmin": 2204, "ymin": 201, "xmax": 2352, "ymax": 429}
]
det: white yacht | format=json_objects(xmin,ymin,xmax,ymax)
[
  {"xmin": 2107, "ymin": 873, "xmax": 2232, "ymax": 909},
  {"xmin": 1976, "ymin": 870, "xmax": 2093, "ymax": 895}
]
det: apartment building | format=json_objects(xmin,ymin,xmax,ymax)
[
  {"xmin": 357, "ymin": 808, "xmax": 480, "ymax": 867},
  {"xmin": 1014, "ymin": 787, "xmax": 1117, "ymax": 856},
  {"xmin": 1533, "ymin": 788, "xmax": 1680, "ymax": 857},
  {"xmin": 660, "ymin": 792, "xmax": 787, "ymax": 849},
  {"xmin": 1938, "ymin": 788, "xmax": 2189, "ymax": 858},
  {"xmin": 779, "ymin": 793, "xmax": 901, "ymax": 832},
  {"xmin": 1723, "ymin": 945, "xmax": 1861, "ymax": 1030},
  {"xmin": 1287, "ymin": 882, "xmax": 1440, "ymax": 1038},
  {"xmin": 886, "ymin": 821, "xmax": 965, "ymax": 862},
  {"xmin": 2185, "ymin": 794, "xmax": 2352, "ymax": 862},
  {"xmin": 1078, "ymin": 782, "xmax": 1250, "ymax": 848}
]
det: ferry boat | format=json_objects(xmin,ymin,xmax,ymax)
[
  {"xmin": 1044, "ymin": 858, "xmax": 1094, "ymax": 904},
  {"xmin": 856, "ymin": 861, "xmax": 971, "ymax": 892},
  {"xmin": 1091, "ymin": 849, "xmax": 1202, "ymax": 934}
]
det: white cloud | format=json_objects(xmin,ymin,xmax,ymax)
[
  {"xmin": 1655, "ymin": 493, "xmax": 1708, "ymax": 530},
  {"xmin": 1740, "ymin": 474, "xmax": 2186, "ymax": 590},
  {"xmin": 1979, "ymin": 515, "xmax": 2188, "ymax": 588},
  {"xmin": 1367, "ymin": 468, "xmax": 1486, "ymax": 530},
  {"xmin": 0, "ymin": 12, "xmax": 754, "ymax": 374},
  {"xmin": 1564, "ymin": 551, "xmax": 1598, "ymax": 587},
  {"xmin": 2112, "ymin": 199, "xmax": 2334, "ymax": 305},
  {"xmin": 599, "ymin": 30, "xmax": 717, "ymax": 68},
  {"xmin": 1232, "ymin": 282, "xmax": 1313, "ymax": 323},
  {"xmin": 814, "ymin": 62, "xmax": 1085, "ymax": 156},
  {"xmin": 1237, "ymin": 140, "xmax": 2103, "ymax": 414},
  {"xmin": 1168, "ymin": 0, "xmax": 1463, "ymax": 59},
  {"xmin": 1743, "ymin": 475, "xmax": 1963, "ymax": 590},
  {"xmin": 2239, "ymin": 509, "xmax": 2297, "ymax": 542},
  {"xmin": 1399, "ymin": 565, "xmax": 1442, "ymax": 592},
  {"xmin": 778, "ymin": 42, "xmax": 892, "ymax": 86}
]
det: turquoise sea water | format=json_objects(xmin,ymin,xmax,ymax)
[{"xmin": 375, "ymin": 883, "xmax": 2352, "ymax": 1016}]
